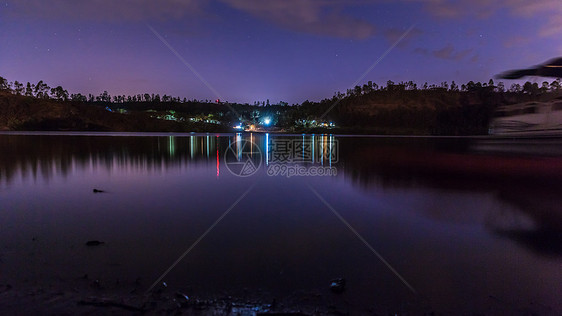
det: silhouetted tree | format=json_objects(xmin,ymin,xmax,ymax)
[
  {"xmin": 551, "ymin": 79, "xmax": 561, "ymax": 91},
  {"xmin": 0, "ymin": 76, "xmax": 8, "ymax": 90},
  {"xmin": 100, "ymin": 91, "xmax": 111, "ymax": 102},
  {"xmin": 386, "ymin": 80, "xmax": 395, "ymax": 91},
  {"xmin": 71, "ymin": 93, "xmax": 87, "ymax": 102},
  {"xmin": 34, "ymin": 80, "xmax": 50, "ymax": 98},
  {"xmin": 523, "ymin": 82, "xmax": 539, "ymax": 95},
  {"xmin": 509, "ymin": 83, "xmax": 521, "ymax": 93},
  {"xmin": 50, "ymin": 86, "xmax": 68, "ymax": 101},
  {"xmin": 25, "ymin": 82, "xmax": 34, "ymax": 96},
  {"xmin": 496, "ymin": 82, "xmax": 505, "ymax": 93},
  {"xmin": 13, "ymin": 81, "xmax": 24, "ymax": 95},
  {"xmin": 541, "ymin": 81, "xmax": 550, "ymax": 93},
  {"xmin": 450, "ymin": 81, "xmax": 458, "ymax": 91}
]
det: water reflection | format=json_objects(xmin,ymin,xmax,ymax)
[
  {"xmin": 492, "ymin": 188, "xmax": 562, "ymax": 257},
  {"xmin": 1, "ymin": 133, "xmax": 561, "ymax": 313},
  {"xmin": 0, "ymin": 135, "xmax": 222, "ymax": 183},
  {"xmin": 0, "ymin": 134, "xmax": 343, "ymax": 184},
  {"xmin": 1, "ymin": 134, "xmax": 561, "ymax": 253},
  {"xmin": 338, "ymin": 137, "xmax": 562, "ymax": 257}
]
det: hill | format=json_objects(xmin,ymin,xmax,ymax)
[{"xmin": 0, "ymin": 92, "xmax": 229, "ymax": 132}]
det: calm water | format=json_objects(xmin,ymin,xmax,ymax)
[{"xmin": 1, "ymin": 133, "xmax": 561, "ymax": 314}]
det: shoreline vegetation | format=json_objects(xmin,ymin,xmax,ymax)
[{"xmin": 1, "ymin": 76, "xmax": 561, "ymax": 135}]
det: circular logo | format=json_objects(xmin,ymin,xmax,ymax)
[{"xmin": 224, "ymin": 139, "xmax": 262, "ymax": 177}]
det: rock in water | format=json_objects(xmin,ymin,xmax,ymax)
[
  {"xmin": 93, "ymin": 189, "xmax": 105, "ymax": 193},
  {"xmin": 330, "ymin": 278, "xmax": 346, "ymax": 294},
  {"xmin": 86, "ymin": 240, "xmax": 105, "ymax": 246},
  {"xmin": 175, "ymin": 292, "xmax": 190, "ymax": 307}
]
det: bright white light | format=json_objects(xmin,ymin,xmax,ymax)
[
  {"xmin": 264, "ymin": 117, "xmax": 271, "ymax": 125},
  {"xmin": 233, "ymin": 124, "xmax": 242, "ymax": 129}
]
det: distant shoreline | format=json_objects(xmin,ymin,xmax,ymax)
[{"xmin": 2, "ymin": 80, "xmax": 562, "ymax": 137}]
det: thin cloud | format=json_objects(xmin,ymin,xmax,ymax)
[
  {"xmin": 383, "ymin": 27, "xmax": 423, "ymax": 46},
  {"xmin": 414, "ymin": 44, "xmax": 472, "ymax": 61},
  {"xmin": 413, "ymin": 48, "xmax": 429, "ymax": 56},
  {"xmin": 419, "ymin": 0, "xmax": 562, "ymax": 37},
  {"xmin": 539, "ymin": 14, "xmax": 562, "ymax": 37},
  {"xmin": 220, "ymin": 0, "xmax": 562, "ymax": 39},
  {"xmin": 5, "ymin": 0, "xmax": 204, "ymax": 21},
  {"xmin": 503, "ymin": 36, "xmax": 531, "ymax": 48},
  {"xmin": 218, "ymin": 0, "xmax": 377, "ymax": 39},
  {"xmin": 421, "ymin": 0, "xmax": 463, "ymax": 18},
  {"xmin": 6, "ymin": 0, "xmax": 561, "ymax": 40},
  {"xmin": 433, "ymin": 44, "xmax": 472, "ymax": 61}
]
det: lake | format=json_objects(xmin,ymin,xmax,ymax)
[{"xmin": 0, "ymin": 132, "xmax": 561, "ymax": 314}]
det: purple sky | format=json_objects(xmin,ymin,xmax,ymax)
[{"xmin": 1, "ymin": 0, "xmax": 561, "ymax": 104}]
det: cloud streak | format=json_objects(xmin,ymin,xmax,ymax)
[
  {"xmin": 5, "ymin": 0, "xmax": 204, "ymax": 21},
  {"xmin": 419, "ymin": 0, "xmax": 562, "ymax": 37},
  {"xmin": 5, "ymin": 0, "xmax": 562, "ymax": 39},
  {"xmin": 383, "ymin": 27, "xmax": 423, "ymax": 46},
  {"xmin": 414, "ymin": 44, "xmax": 473, "ymax": 61},
  {"xmin": 218, "ymin": 0, "xmax": 377, "ymax": 39},
  {"xmin": 433, "ymin": 45, "xmax": 472, "ymax": 61}
]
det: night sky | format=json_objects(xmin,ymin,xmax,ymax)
[{"xmin": 1, "ymin": 0, "xmax": 561, "ymax": 104}]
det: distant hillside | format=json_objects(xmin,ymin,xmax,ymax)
[
  {"xmin": 337, "ymin": 88, "xmax": 498, "ymax": 135},
  {"xmin": 0, "ymin": 92, "xmax": 229, "ymax": 132},
  {"xmin": 299, "ymin": 81, "xmax": 562, "ymax": 135},
  {"xmin": 1, "ymin": 75, "xmax": 561, "ymax": 135}
]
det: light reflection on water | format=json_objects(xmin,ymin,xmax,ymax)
[{"xmin": 0, "ymin": 133, "xmax": 561, "ymax": 314}]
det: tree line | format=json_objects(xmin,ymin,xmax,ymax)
[
  {"xmin": 2, "ymin": 75, "xmax": 560, "ymax": 105},
  {"xmin": 2, "ymin": 74, "xmax": 561, "ymax": 135},
  {"xmin": 297, "ymin": 78, "xmax": 562, "ymax": 135},
  {"xmin": 331, "ymin": 78, "xmax": 561, "ymax": 100},
  {"xmin": 0, "ymin": 76, "xmax": 293, "ymax": 106}
]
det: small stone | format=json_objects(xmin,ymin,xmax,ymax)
[
  {"xmin": 91, "ymin": 279, "xmax": 101, "ymax": 289},
  {"xmin": 86, "ymin": 240, "xmax": 104, "ymax": 246},
  {"xmin": 330, "ymin": 278, "xmax": 346, "ymax": 294},
  {"xmin": 176, "ymin": 292, "xmax": 190, "ymax": 306}
]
